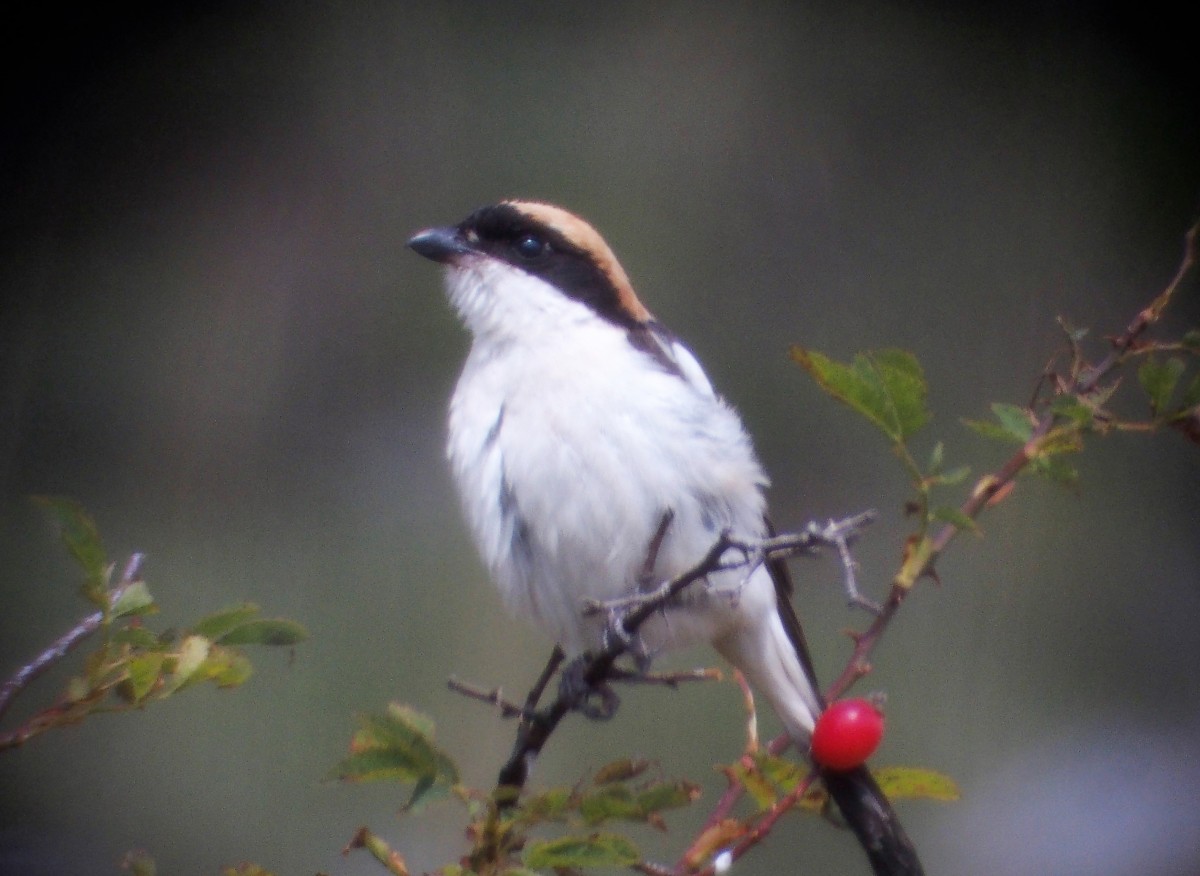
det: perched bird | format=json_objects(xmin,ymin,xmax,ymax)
[{"xmin": 409, "ymin": 200, "xmax": 922, "ymax": 875}]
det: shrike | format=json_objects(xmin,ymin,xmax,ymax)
[{"xmin": 409, "ymin": 200, "xmax": 922, "ymax": 875}]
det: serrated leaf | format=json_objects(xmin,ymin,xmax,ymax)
[
  {"xmin": 332, "ymin": 703, "xmax": 459, "ymax": 804},
  {"xmin": 872, "ymin": 766, "xmax": 960, "ymax": 801},
  {"xmin": 990, "ymin": 403, "xmax": 1034, "ymax": 442},
  {"xmin": 726, "ymin": 763, "xmax": 778, "ymax": 810},
  {"xmin": 1031, "ymin": 425, "xmax": 1084, "ymax": 459},
  {"xmin": 216, "ymin": 618, "xmax": 308, "ymax": 646},
  {"xmin": 580, "ymin": 786, "xmax": 639, "ymax": 824},
  {"xmin": 125, "ymin": 653, "xmax": 166, "ymax": 701},
  {"xmin": 111, "ymin": 581, "xmax": 156, "ymax": 619},
  {"xmin": 754, "ymin": 751, "xmax": 805, "ymax": 792},
  {"xmin": 683, "ymin": 819, "xmax": 745, "ymax": 871},
  {"xmin": 523, "ymin": 833, "xmax": 640, "ymax": 870},
  {"xmin": 1139, "ymin": 357, "xmax": 1185, "ymax": 415},
  {"xmin": 335, "ymin": 749, "xmax": 432, "ymax": 783},
  {"xmin": 637, "ymin": 780, "xmax": 701, "ymax": 815},
  {"xmin": 192, "ymin": 603, "xmax": 261, "ymax": 640},
  {"xmin": 112, "ymin": 627, "xmax": 163, "ymax": 649},
  {"xmin": 516, "ymin": 787, "xmax": 574, "ymax": 822},
  {"xmin": 576, "ymin": 779, "xmax": 697, "ymax": 826},
  {"xmin": 34, "ymin": 496, "xmax": 109, "ymax": 602},
  {"xmin": 931, "ymin": 506, "xmax": 979, "ymax": 534},
  {"xmin": 1050, "ymin": 396, "xmax": 1097, "ymax": 428},
  {"xmin": 792, "ymin": 348, "xmax": 929, "ymax": 443},
  {"xmin": 1031, "ymin": 454, "xmax": 1079, "ymax": 487},
  {"xmin": 593, "ymin": 758, "xmax": 650, "ymax": 785},
  {"xmin": 199, "ymin": 646, "xmax": 254, "ymax": 688}
]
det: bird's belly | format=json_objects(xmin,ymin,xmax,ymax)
[{"xmin": 464, "ymin": 401, "xmax": 760, "ymax": 654}]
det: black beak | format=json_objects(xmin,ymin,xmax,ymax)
[{"xmin": 408, "ymin": 226, "xmax": 474, "ymax": 264}]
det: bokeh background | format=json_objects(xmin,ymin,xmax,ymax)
[{"xmin": 2, "ymin": 4, "xmax": 1198, "ymax": 875}]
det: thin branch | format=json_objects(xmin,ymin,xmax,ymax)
[
  {"xmin": 0, "ymin": 553, "xmax": 144, "ymax": 725},
  {"xmin": 824, "ymin": 221, "xmax": 1198, "ymax": 702},
  {"xmin": 684, "ymin": 222, "xmax": 1200, "ymax": 856},
  {"xmin": 446, "ymin": 678, "xmax": 527, "ymax": 719},
  {"xmin": 491, "ymin": 513, "xmax": 878, "ymax": 805}
]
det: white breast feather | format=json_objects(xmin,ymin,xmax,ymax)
[{"xmin": 446, "ymin": 260, "xmax": 775, "ymax": 656}]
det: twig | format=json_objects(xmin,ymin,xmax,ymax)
[
  {"xmin": 491, "ymin": 512, "xmax": 878, "ymax": 804},
  {"xmin": 604, "ymin": 666, "xmax": 723, "ymax": 687},
  {"xmin": 824, "ymin": 221, "xmax": 1198, "ymax": 703},
  {"xmin": 676, "ymin": 766, "xmax": 820, "ymax": 876},
  {"xmin": 446, "ymin": 678, "xmax": 526, "ymax": 719},
  {"xmin": 0, "ymin": 553, "xmax": 144, "ymax": 724},
  {"xmin": 673, "ymin": 223, "xmax": 1199, "ymax": 867}
]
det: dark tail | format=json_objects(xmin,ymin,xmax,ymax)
[
  {"xmin": 823, "ymin": 766, "xmax": 925, "ymax": 876},
  {"xmin": 764, "ymin": 518, "xmax": 926, "ymax": 876}
]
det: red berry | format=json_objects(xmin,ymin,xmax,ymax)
[{"xmin": 810, "ymin": 698, "xmax": 885, "ymax": 771}]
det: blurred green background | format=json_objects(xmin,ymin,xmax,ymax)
[{"xmin": 2, "ymin": 4, "xmax": 1198, "ymax": 875}]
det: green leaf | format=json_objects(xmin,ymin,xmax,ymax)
[
  {"xmin": 964, "ymin": 403, "xmax": 1035, "ymax": 445},
  {"xmin": 792, "ymin": 348, "xmax": 929, "ymax": 443},
  {"xmin": 523, "ymin": 833, "xmax": 640, "ymax": 870},
  {"xmin": 1032, "ymin": 426, "xmax": 1084, "ymax": 458},
  {"xmin": 1050, "ymin": 396, "xmax": 1097, "ymax": 429},
  {"xmin": 111, "ymin": 581, "xmax": 156, "ymax": 619},
  {"xmin": 1177, "ymin": 373, "xmax": 1200, "ymax": 411},
  {"xmin": 593, "ymin": 758, "xmax": 650, "ymax": 785},
  {"xmin": 872, "ymin": 766, "xmax": 960, "ymax": 801},
  {"xmin": 112, "ymin": 627, "xmax": 163, "ymax": 649},
  {"xmin": 216, "ymin": 618, "xmax": 308, "ymax": 647},
  {"xmin": 192, "ymin": 603, "xmax": 262, "ymax": 640},
  {"xmin": 962, "ymin": 418, "xmax": 1016, "ymax": 443},
  {"xmin": 1181, "ymin": 329, "xmax": 1200, "ymax": 353},
  {"xmin": 753, "ymin": 751, "xmax": 805, "ymax": 792},
  {"xmin": 580, "ymin": 786, "xmax": 639, "ymax": 824},
  {"xmin": 728, "ymin": 763, "xmax": 777, "ymax": 810},
  {"xmin": 331, "ymin": 703, "xmax": 459, "ymax": 809},
  {"xmin": 125, "ymin": 653, "xmax": 166, "ymax": 701},
  {"xmin": 516, "ymin": 787, "xmax": 574, "ymax": 823},
  {"xmin": 198, "ymin": 646, "xmax": 254, "ymax": 688},
  {"xmin": 931, "ymin": 506, "xmax": 979, "ymax": 534},
  {"xmin": 34, "ymin": 496, "xmax": 109, "ymax": 603},
  {"xmin": 990, "ymin": 403, "xmax": 1034, "ymax": 442},
  {"xmin": 635, "ymin": 780, "xmax": 701, "ymax": 815},
  {"xmin": 930, "ymin": 465, "xmax": 970, "ymax": 487},
  {"xmin": 728, "ymin": 752, "xmax": 803, "ymax": 811},
  {"xmin": 1031, "ymin": 454, "xmax": 1079, "ymax": 487},
  {"xmin": 1139, "ymin": 357, "xmax": 1185, "ymax": 415}
]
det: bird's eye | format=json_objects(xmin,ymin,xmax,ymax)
[{"xmin": 514, "ymin": 234, "xmax": 547, "ymax": 260}]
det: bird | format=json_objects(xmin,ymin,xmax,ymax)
[{"xmin": 409, "ymin": 200, "xmax": 923, "ymax": 875}]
